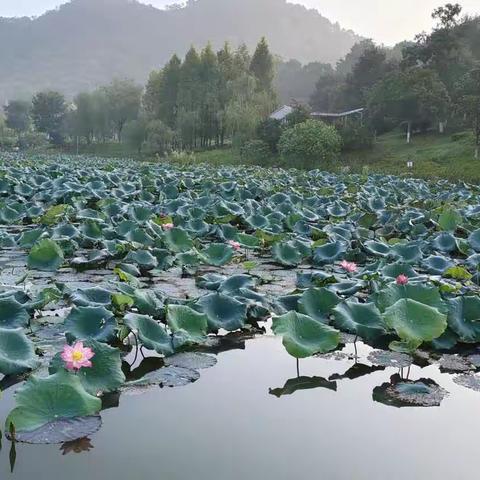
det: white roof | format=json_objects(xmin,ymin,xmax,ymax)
[
  {"xmin": 270, "ymin": 105, "xmax": 294, "ymax": 121},
  {"xmin": 311, "ymin": 108, "xmax": 365, "ymax": 118}
]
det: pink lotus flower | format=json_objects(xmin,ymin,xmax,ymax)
[
  {"xmin": 228, "ymin": 240, "xmax": 241, "ymax": 251},
  {"xmin": 396, "ymin": 274, "xmax": 409, "ymax": 286},
  {"xmin": 61, "ymin": 342, "xmax": 95, "ymax": 371},
  {"xmin": 340, "ymin": 260, "xmax": 358, "ymax": 273},
  {"xmin": 163, "ymin": 223, "xmax": 174, "ymax": 230}
]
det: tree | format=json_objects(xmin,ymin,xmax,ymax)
[
  {"xmin": 256, "ymin": 118, "xmax": 283, "ymax": 153},
  {"xmin": 455, "ymin": 66, "xmax": 480, "ymax": 158},
  {"xmin": 310, "ymin": 72, "xmax": 342, "ymax": 112},
  {"xmin": 432, "ymin": 3, "xmax": 462, "ymax": 30},
  {"xmin": 278, "ymin": 120, "xmax": 342, "ymax": 169},
  {"xmin": 124, "ymin": 118, "xmax": 148, "ymax": 153},
  {"xmin": 250, "ymin": 37, "xmax": 274, "ymax": 93},
  {"xmin": 71, "ymin": 92, "xmax": 96, "ymax": 143},
  {"xmin": 103, "ymin": 79, "xmax": 142, "ymax": 141},
  {"xmin": 143, "ymin": 120, "xmax": 175, "ymax": 156},
  {"xmin": 285, "ymin": 104, "xmax": 311, "ymax": 127},
  {"xmin": 31, "ymin": 91, "xmax": 67, "ymax": 144},
  {"xmin": 4, "ymin": 100, "xmax": 31, "ymax": 134},
  {"xmin": 368, "ymin": 68, "xmax": 450, "ymax": 142}
]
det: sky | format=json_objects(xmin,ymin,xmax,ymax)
[{"xmin": 1, "ymin": 0, "xmax": 480, "ymax": 45}]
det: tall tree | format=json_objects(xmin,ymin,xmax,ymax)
[
  {"xmin": 455, "ymin": 66, "xmax": 480, "ymax": 158},
  {"xmin": 4, "ymin": 100, "xmax": 31, "ymax": 134},
  {"xmin": 249, "ymin": 37, "xmax": 274, "ymax": 93},
  {"xmin": 31, "ymin": 91, "xmax": 67, "ymax": 144},
  {"xmin": 103, "ymin": 79, "xmax": 142, "ymax": 141}
]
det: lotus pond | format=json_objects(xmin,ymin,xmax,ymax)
[{"xmin": 1, "ymin": 154, "xmax": 480, "ymax": 478}]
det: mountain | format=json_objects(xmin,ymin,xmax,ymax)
[{"xmin": 0, "ymin": 0, "xmax": 361, "ymax": 102}]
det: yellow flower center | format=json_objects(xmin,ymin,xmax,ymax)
[{"xmin": 72, "ymin": 351, "xmax": 84, "ymax": 362}]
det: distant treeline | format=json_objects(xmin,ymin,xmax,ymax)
[{"xmin": 1, "ymin": 38, "xmax": 276, "ymax": 155}]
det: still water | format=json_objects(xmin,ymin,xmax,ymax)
[{"xmin": 0, "ymin": 336, "xmax": 478, "ymax": 480}]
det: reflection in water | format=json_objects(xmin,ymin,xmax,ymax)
[
  {"xmin": 60, "ymin": 438, "xmax": 94, "ymax": 456},
  {"xmin": 269, "ymin": 376, "xmax": 337, "ymax": 397},
  {"xmin": 2, "ymin": 336, "xmax": 480, "ymax": 479}
]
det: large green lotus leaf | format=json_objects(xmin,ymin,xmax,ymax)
[
  {"xmin": 167, "ymin": 305, "xmax": 208, "ymax": 346},
  {"xmin": 80, "ymin": 220, "xmax": 104, "ymax": 241},
  {"xmin": 236, "ymin": 233, "xmax": 261, "ymax": 249},
  {"xmin": 219, "ymin": 274, "xmax": 256, "ymax": 295},
  {"xmin": 125, "ymin": 249, "xmax": 159, "ymax": 270},
  {"xmin": 65, "ymin": 306, "xmax": 117, "ymax": 343},
  {"xmin": 375, "ymin": 284, "xmax": 447, "ymax": 313},
  {"xmin": 0, "ymin": 297, "xmax": 30, "ymax": 328},
  {"xmin": 200, "ymin": 243, "xmax": 234, "ymax": 266},
  {"xmin": 332, "ymin": 301, "xmax": 387, "ymax": 342},
  {"xmin": 0, "ymin": 327, "xmax": 38, "ymax": 375},
  {"xmin": 272, "ymin": 241, "xmax": 304, "ymax": 267},
  {"xmin": 422, "ymin": 255, "xmax": 454, "ymax": 275},
  {"xmin": 313, "ymin": 241, "xmax": 346, "ymax": 265},
  {"xmin": 124, "ymin": 313, "xmax": 174, "ymax": 355},
  {"xmin": 272, "ymin": 311, "xmax": 340, "ymax": 358},
  {"xmin": 132, "ymin": 289, "xmax": 164, "ymax": 317},
  {"xmin": 298, "ymin": 287, "xmax": 340, "ymax": 323},
  {"xmin": 438, "ymin": 208, "xmax": 462, "ymax": 232},
  {"xmin": 49, "ymin": 340, "xmax": 125, "ymax": 395},
  {"xmin": 432, "ymin": 232, "xmax": 457, "ymax": 253},
  {"xmin": 164, "ymin": 227, "xmax": 193, "ymax": 253},
  {"xmin": 447, "ymin": 296, "xmax": 480, "ymax": 343},
  {"xmin": 383, "ymin": 299, "xmax": 447, "ymax": 345},
  {"xmin": 364, "ymin": 240, "xmax": 391, "ymax": 257},
  {"xmin": 70, "ymin": 287, "xmax": 112, "ymax": 307},
  {"xmin": 391, "ymin": 243, "xmax": 423, "ymax": 264},
  {"xmin": 17, "ymin": 229, "xmax": 44, "ymax": 249},
  {"xmin": 5, "ymin": 371, "xmax": 101, "ymax": 439},
  {"xmin": 469, "ymin": 229, "xmax": 480, "ymax": 252},
  {"xmin": 197, "ymin": 293, "xmax": 247, "ymax": 331},
  {"xmin": 28, "ymin": 238, "xmax": 64, "ymax": 271},
  {"xmin": 381, "ymin": 263, "xmax": 418, "ymax": 279},
  {"xmin": 444, "ymin": 266, "xmax": 472, "ymax": 280}
]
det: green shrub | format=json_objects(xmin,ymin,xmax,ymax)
[
  {"xmin": 256, "ymin": 118, "xmax": 283, "ymax": 153},
  {"xmin": 278, "ymin": 120, "xmax": 342, "ymax": 169},
  {"xmin": 338, "ymin": 124, "xmax": 374, "ymax": 151},
  {"xmin": 240, "ymin": 140, "xmax": 272, "ymax": 163}
]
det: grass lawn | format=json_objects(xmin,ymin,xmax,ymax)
[{"xmin": 340, "ymin": 130, "xmax": 479, "ymax": 182}]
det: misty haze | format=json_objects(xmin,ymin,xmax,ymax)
[{"xmin": 0, "ymin": 2, "xmax": 480, "ymax": 480}]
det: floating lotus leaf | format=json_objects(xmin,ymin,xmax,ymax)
[
  {"xmin": 0, "ymin": 327, "xmax": 38, "ymax": 375},
  {"xmin": 164, "ymin": 352, "xmax": 217, "ymax": 370},
  {"xmin": 132, "ymin": 289, "xmax": 164, "ymax": 317},
  {"xmin": 468, "ymin": 229, "xmax": 480, "ymax": 252},
  {"xmin": 313, "ymin": 241, "xmax": 346, "ymax": 265},
  {"xmin": 28, "ymin": 238, "xmax": 64, "ymax": 271},
  {"xmin": 447, "ymin": 296, "xmax": 480, "ymax": 343},
  {"xmin": 0, "ymin": 297, "xmax": 30, "ymax": 328},
  {"xmin": 332, "ymin": 301, "xmax": 388, "ymax": 342},
  {"xmin": 124, "ymin": 313, "xmax": 174, "ymax": 355},
  {"xmin": 422, "ymin": 255, "xmax": 454, "ymax": 275},
  {"xmin": 197, "ymin": 293, "xmax": 247, "ymax": 331},
  {"xmin": 124, "ymin": 366, "xmax": 200, "ymax": 389},
  {"xmin": 364, "ymin": 240, "xmax": 391, "ymax": 257},
  {"xmin": 163, "ymin": 227, "xmax": 193, "ymax": 253},
  {"xmin": 125, "ymin": 249, "xmax": 159, "ymax": 270},
  {"xmin": 70, "ymin": 287, "xmax": 112, "ymax": 307},
  {"xmin": 438, "ymin": 208, "xmax": 462, "ymax": 232},
  {"xmin": 200, "ymin": 243, "xmax": 234, "ymax": 266},
  {"xmin": 49, "ymin": 339, "xmax": 125, "ymax": 395},
  {"xmin": 65, "ymin": 306, "xmax": 117, "ymax": 343},
  {"xmin": 167, "ymin": 305, "xmax": 208, "ymax": 346},
  {"xmin": 272, "ymin": 241, "xmax": 304, "ymax": 267},
  {"xmin": 298, "ymin": 287, "xmax": 340, "ymax": 323},
  {"xmin": 5, "ymin": 371, "xmax": 102, "ymax": 443},
  {"xmin": 432, "ymin": 232, "xmax": 457, "ymax": 253},
  {"xmin": 272, "ymin": 311, "xmax": 340, "ymax": 358}
]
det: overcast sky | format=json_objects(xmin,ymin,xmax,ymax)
[{"xmin": 1, "ymin": 0, "xmax": 479, "ymax": 45}]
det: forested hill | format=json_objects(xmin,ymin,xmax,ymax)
[{"xmin": 0, "ymin": 0, "xmax": 361, "ymax": 102}]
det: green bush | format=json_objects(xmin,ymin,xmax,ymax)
[
  {"xmin": 240, "ymin": 140, "xmax": 272, "ymax": 164},
  {"xmin": 256, "ymin": 118, "xmax": 283, "ymax": 153},
  {"xmin": 278, "ymin": 120, "xmax": 342, "ymax": 169},
  {"xmin": 338, "ymin": 124, "xmax": 374, "ymax": 151}
]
